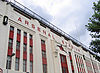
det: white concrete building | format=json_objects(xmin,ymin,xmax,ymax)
[{"xmin": 0, "ymin": 0, "xmax": 100, "ymax": 73}]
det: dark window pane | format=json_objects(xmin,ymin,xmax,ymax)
[
  {"xmin": 23, "ymin": 44, "xmax": 27, "ymax": 52},
  {"xmin": 6, "ymin": 56, "xmax": 11, "ymax": 69},
  {"xmin": 42, "ymin": 51, "xmax": 46, "ymax": 58},
  {"xmin": 15, "ymin": 58, "xmax": 19, "ymax": 71},
  {"xmin": 23, "ymin": 60, "xmax": 27, "ymax": 72},
  {"xmin": 30, "ymin": 61, "xmax": 33, "ymax": 73},
  {"xmin": 30, "ymin": 46, "xmax": 33, "ymax": 54},
  {"xmin": 17, "ymin": 29, "xmax": 21, "ymax": 34},
  {"xmin": 24, "ymin": 32, "xmax": 27, "ymax": 37},
  {"xmin": 30, "ymin": 34, "xmax": 32, "ymax": 39},
  {"xmin": 8, "ymin": 39, "xmax": 13, "ymax": 48},
  {"xmin": 16, "ymin": 41, "xmax": 20, "ymax": 50},
  {"xmin": 41, "ymin": 40, "xmax": 45, "ymax": 44},
  {"xmin": 10, "ymin": 26, "xmax": 14, "ymax": 31},
  {"xmin": 43, "ymin": 64, "xmax": 47, "ymax": 73}
]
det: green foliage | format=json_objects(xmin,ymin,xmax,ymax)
[{"xmin": 86, "ymin": 1, "xmax": 100, "ymax": 61}]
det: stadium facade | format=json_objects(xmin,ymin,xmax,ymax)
[{"xmin": 0, "ymin": 0, "xmax": 100, "ymax": 73}]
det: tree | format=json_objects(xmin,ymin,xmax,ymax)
[{"xmin": 86, "ymin": 0, "xmax": 100, "ymax": 61}]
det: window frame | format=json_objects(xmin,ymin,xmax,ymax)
[
  {"xmin": 16, "ymin": 41, "xmax": 20, "ymax": 50},
  {"xmin": 8, "ymin": 38, "xmax": 13, "ymax": 48},
  {"xmin": 23, "ymin": 59, "xmax": 27, "ymax": 72},
  {"xmin": 23, "ymin": 44, "xmax": 27, "ymax": 52},
  {"xmin": 15, "ymin": 58, "xmax": 19, "ymax": 71},
  {"xmin": 6, "ymin": 56, "xmax": 12, "ymax": 69}
]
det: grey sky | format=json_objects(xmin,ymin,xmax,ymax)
[{"xmin": 16, "ymin": 0, "xmax": 98, "ymax": 47}]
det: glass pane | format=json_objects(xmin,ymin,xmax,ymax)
[
  {"xmin": 10, "ymin": 26, "xmax": 14, "ymax": 31},
  {"xmin": 17, "ymin": 29, "xmax": 21, "ymax": 34}
]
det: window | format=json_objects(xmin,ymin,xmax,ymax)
[
  {"xmin": 24, "ymin": 32, "xmax": 27, "ymax": 37},
  {"xmin": 10, "ymin": 26, "xmax": 14, "ymax": 31},
  {"xmin": 42, "ymin": 51, "xmax": 46, "ymax": 58},
  {"xmin": 30, "ymin": 46, "xmax": 33, "ymax": 54},
  {"xmin": 23, "ymin": 59, "xmax": 27, "ymax": 72},
  {"xmin": 61, "ymin": 55, "xmax": 66, "ymax": 62},
  {"xmin": 60, "ymin": 54, "xmax": 69, "ymax": 73},
  {"xmin": 6, "ymin": 56, "xmax": 11, "ymax": 69},
  {"xmin": 30, "ymin": 61, "xmax": 33, "ymax": 73},
  {"xmin": 15, "ymin": 58, "xmax": 19, "ymax": 71},
  {"xmin": 16, "ymin": 41, "xmax": 20, "ymax": 50},
  {"xmin": 41, "ymin": 40, "xmax": 45, "ymax": 44},
  {"xmin": 43, "ymin": 64, "xmax": 47, "ymax": 73},
  {"xmin": 23, "ymin": 44, "xmax": 27, "ymax": 52},
  {"xmin": 41, "ymin": 40, "xmax": 47, "ymax": 73},
  {"xmin": 8, "ymin": 39, "xmax": 13, "ymax": 48},
  {"xmin": 17, "ymin": 29, "xmax": 21, "ymax": 34},
  {"xmin": 30, "ymin": 34, "xmax": 32, "ymax": 39},
  {"xmin": 62, "ymin": 67, "xmax": 67, "ymax": 73}
]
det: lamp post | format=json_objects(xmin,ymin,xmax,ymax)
[{"xmin": 7, "ymin": 53, "xmax": 15, "ymax": 73}]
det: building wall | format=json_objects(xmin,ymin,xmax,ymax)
[{"xmin": 0, "ymin": 1, "xmax": 100, "ymax": 73}]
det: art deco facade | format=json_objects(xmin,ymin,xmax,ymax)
[{"xmin": 0, "ymin": 0, "xmax": 100, "ymax": 73}]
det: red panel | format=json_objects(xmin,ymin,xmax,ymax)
[
  {"xmin": 76, "ymin": 58, "xmax": 77, "ymax": 63},
  {"xmin": 9, "ymin": 31, "xmax": 14, "ymax": 39},
  {"xmin": 23, "ymin": 52, "xmax": 27, "ymax": 59},
  {"xmin": 41, "ymin": 44, "xmax": 46, "ymax": 51},
  {"xmin": 16, "ymin": 50, "xmax": 20, "ymax": 58},
  {"xmin": 8, "ymin": 48, "xmax": 13, "ymax": 56},
  {"xmin": 30, "ymin": 54, "xmax": 33, "ymax": 61},
  {"xmin": 60, "ymin": 46, "xmax": 64, "ymax": 51},
  {"xmin": 70, "ymin": 55, "xmax": 72, "ymax": 60},
  {"xmin": 24, "ymin": 36, "xmax": 27, "ymax": 44},
  {"xmin": 17, "ymin": 34, "xmax": 21, "ymax": 42},
  {"xmin": 30, "ymin": 39, "xmax": 33, "ymax": 46},
  {"xmin": 42, "ymin": 57, "xmax": 47, "ymax": 64},
  {"xmin": 71, "ymin": 65, "xmax": 74, "ymax": 70}
]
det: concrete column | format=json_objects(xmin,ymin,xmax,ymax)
[
  {"xmin": 46, "ymin": 39, "xmax": 55, "ymax": 73},
  {"xmin": 19, "ymin": 30, "xmax": 23, "ymax": 72},
  {"xmin": 11, "ymin": 27, "xmax": 17, "ymax": 70},
  {"xmin": 33, "ymin": 32, "xmax": 43, "ymax": 73},
  {"xmin": 27, "ymin": 33, "xmax": 30, "ymax": 72}
]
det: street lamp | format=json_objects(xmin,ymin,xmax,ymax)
[{"xmin": 7, "ymin": 53, "xmax": 15, "ymax": 73}]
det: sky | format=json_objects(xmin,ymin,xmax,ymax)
[{"xmin": 11, "ymin": 0, "xmax": 98, "ymax": 47}]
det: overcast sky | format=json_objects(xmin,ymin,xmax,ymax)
[{"xmin": 13, "ymin": 0, "xmax": 98, "ymax": 47}]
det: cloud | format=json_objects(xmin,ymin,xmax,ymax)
[
  {"xmin": 15, "ymin": 0, "xmax": 98, "ymax": 47},
  {"xmin": 17, "ymin": 0, "xmax": 53, "ymax": 21}
]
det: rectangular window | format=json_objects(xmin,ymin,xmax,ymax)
[
  {"xmin": 8, "ymin": 39, "xmax": 13, "ymax": 48},
  {"xmin": 6, "ymin": 56, "xmax": 12, "ymax": 69},
  {"xmin": 16, "ymin": 41, "xmax": 20, "ymax": 50},
  {"xmin": 30, "ymin": 61, "xmax": 33, "ymax": 73},
  {"xmin": 10, "ymin": 26, "xmax": 14, "ymax": 31},
  {"xmin": 60, "ymin": 54, "xmax": 69, "ymax": 73},
  {"xmin": 23, "ymin": 44, "xmax": 27, "ymax": 52},
  {"xmin": 30, "ymin": 46, "xmax": 33, "ymax": 54},
  {"xmin": 17, "ymin": 29, "xmax": 21, "ymax": 34},
  {"xmin": 69, "ymin": 52, "xmax": 74, "ymax": 73},
  {"xmin": 23, "ymin": 59, "xmax": 27, "ymax": 72},
  {"xmin": 29, "ymin": 34, "xmax": 32, "ymax": 39},
  {"xmin": 41, "ymin": 40, "xmax": 47, "ymax": 73},
  {"xmin": 42, "ymin": 51, "xmax": 46, "ymax": 58},
  {"xmin": 15, "ymin": 58, "xmax": 19, "ymax": 71},
  {"xmin": 24, "ymin": 32, "xmax": 27, "ymax": 37},
  {"xmin": 41, "ymin": 40, "xmax": 45, "ymax": 44},
  {"xmin": 43, "ymin": 64, "xmax": 47, "ymax": 73}
]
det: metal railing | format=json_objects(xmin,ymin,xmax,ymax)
[{"xmin": 6, "ymin": 0, "xmax": 94, "ymax": 53}]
